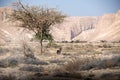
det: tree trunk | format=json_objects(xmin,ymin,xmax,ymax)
[
  {"xmin": 40, "ymin": 40, "xmax": 43, "ymax": 54},
  {"xmin": 40, "ymin": 27, "xmax": 43, "ymax": 54}
]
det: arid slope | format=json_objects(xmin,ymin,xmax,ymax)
[{"xmin": 0, "ymin": 7, "xmax": 120, "ymax": 42}]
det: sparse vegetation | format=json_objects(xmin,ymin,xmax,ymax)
[
  {"xmin": 0, "ymin": 0, "xmax": 120, "ymax": 79},
  {"xmin": 63, "ymin": 57, "xmax": 82, "ymax": 72},
  {"xmin": 9, "ymin": 0, "xmax": 66, "ymax": 54},
  {"xmin": 47, "ymin": 42, "xmax": 61, "ymax": 48},
  {"xmin": 19, "ymin": 65, "xmax": 44, "ymax": 72},
  {"xmin": 21, "ymin": 41, "xmax": 35, "ymax": 59},
  {"xmin": 0, "ymin": 42, "xmax": 120, "ymax": 80}
]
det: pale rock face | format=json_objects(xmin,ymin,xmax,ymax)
[
  {"xmin": 52, "ymin": 11, "xmax": 120, "ymax": 41},
  {"xmin": 51, "ymin": 17, "xmax": 98, "ymax": 41},
  {"xmin": 90, "ymin": 14, "xmax": 116, "ymax": 41},
  {"xmin": 0, "ymin": 7, "xmax": 120, "ymax": 43}
]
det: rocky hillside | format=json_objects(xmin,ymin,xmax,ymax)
[
  {"xmin": 52, "ymin": 10, "xmax": 120, "ymax": 42},
  {"xmin": 73, "ymin": 11, "xmax": 120, "ymax": 41},
  {"xmin": 0, "ymin": 7, "xmax": 120, "ymax": 43},
  {"xmin": 0, "ymin": 7, "xmax": 33, "ymax": 43},
  {"xmin": 51, "ymin": 17, "xmax": 98, "ymax": 41}
]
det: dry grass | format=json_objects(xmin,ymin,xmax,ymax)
[
  {"xmin": 62, "ymin": 57, "xmax": 83, "ymax": 72},
  {"xmin": 62, "ymin": 55, "xmax": 120, "ymax": 72},
  {"xmin": 0, "ymin": 42, "xmax": 119, "ymax": 80}
]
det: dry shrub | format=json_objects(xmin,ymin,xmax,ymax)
[
  {"xmin": 0, "ymin": 47, "xmax": 9, "ymax": 56},
  {"xmin": 0, "ymin": 60, "xmax": 8, "ymax": 68},
  {"xmin": 23, "ymin": 57, "xmax": 49, "ymax": 65},
  {"xmin": 21, "ymin": 41, "xmax": 35, "ymax": 59},
  {"xmin": 63, "ymin": 57, "xmax": 86, "ymax": 72},
  {"xmin": 52, "ymin": 72, "xmax": 82, "ymax": 79},
  {"xmin": 0, "ymin": 74, "xmax": 16, "ymax": 80},
  {"xmin": 0, "ymin": 55, "xmax": 21, "ymax": 68},
  {"xmin": 100, "ymin": 72, "xmax": 120, "ymax": 80},
  {"xmin": 8, "ymin": 59, "xmax": 18, "ymax": 67},
  {"xmin": 62, "ymin": 55, "xmax": 119, "ymax": 72},
  {"xmin": 80, "ymin": 55, "xmax": 120, "ymax": 70},
  {"xmin": 19, "ymin": 65, "xmax": 44, "ymax": 72}
]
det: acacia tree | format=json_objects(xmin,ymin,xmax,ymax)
[{"xmin": 9, "ymin": 1, "xmax": 66, "ymax": 54}]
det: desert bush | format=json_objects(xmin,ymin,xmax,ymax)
[
  {"xmin": 49, "ymin": 59, "xmax": 64, "ymax": 64},
  {"xmin": 0, "ymin": 54, "xmax": 24, "ymax": 68},
  {"xmin": 80, "ymin": 61, "xmax": 99, "ymax": 70},
  {"xmin": 8, "ymin": 59, "xmax": 18, "ymax": 67},
  {"xmin": 0, "ymin": 48, "xmax": 9, "ymax": 55},
  {"xmin": 21, "ymin": 42, "xmax": 35, "ymax": 59},
  {"xmin": 62, "ymin": 56, "xmax": 97, "ymax": 71},
  {"xmin": 0, "ymin": 57, "xmax": 20, "ymax": 68},
  {"xmin": 80, "ymin": 56, "xmax": 120, "ymax": 70},
  {"xmin": 100, "ymin": 72, "xmax": 120, "ymax": 80},
  {"xmin": 0, "ymin": 60, "xmax": 8, "ymax": 68},
  {"xmin": 63, "ymin": 57, "xmax": 84, "ymax": 72},
  {"xmin": 0, "ymin": 74, "xmax": 16, "ymax": 80},
  {"xmin": 23, "ymin": 57, "xmax": 49, "ymax": 65},
  {"xmin": 19, "ymin": 65, "xmax": 44, "ymax": 72},
  {"xmin": 53, "ymin": 72, "xmax": 82, "ymax": 79},
  {"xmin": 62, "ymin": 55, "xmax": 120, "ymax": 71}
]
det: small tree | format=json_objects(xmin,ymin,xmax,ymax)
[{"xmin": 9, "ymin": 1, "xmax": 66, "ymax": 54}]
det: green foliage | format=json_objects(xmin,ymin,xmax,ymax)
[{"xmin": 35, "ymin": 31, "xmax": 53, "ymax": 42}]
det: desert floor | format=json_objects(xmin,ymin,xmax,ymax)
[{"xmin": 0, "ymin": 41, "xmax": 120, "ymax": 80}]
